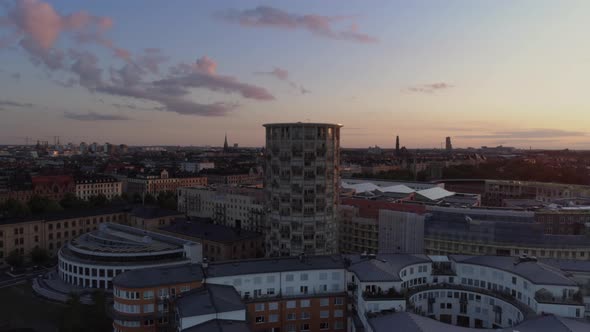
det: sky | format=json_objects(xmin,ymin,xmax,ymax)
[{"xmin": 1, "ymin": 0, "xmax": 590, "ymax": 149}]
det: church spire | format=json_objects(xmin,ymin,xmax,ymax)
[{"xmin": 223, "ymin": 132, "xmax": 229, "ymax": 151}]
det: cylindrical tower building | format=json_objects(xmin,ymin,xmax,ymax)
[{"xmin": 263, "ymin": 122, "xmax": 342, "ymax": 256}]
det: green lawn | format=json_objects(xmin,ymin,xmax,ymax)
[{"xmin": 0, "ymin": 282, "xmax": 65, "ymax": 332}]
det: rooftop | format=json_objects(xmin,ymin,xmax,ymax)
[
  {"xmin": 415, "ymin": 187, "xmax": 455, "ymax": 201},
  {"xmin": 113, "ymin": 264, "xmax": 204, "ymax": 289},
  {"xmin": 347, "ymin": 254, "xmax": 431, "ymax": 282},
  {"xmin": 368, "ymin": 312, "xmax": 590, "ymax": 332},
  {"xmin": 205, "ymin": 255, "xmax": 346, "ymax": 278},
  {"xmin": 160, "ymin": 218, "xmax": 262, "ymax": 243},
  {"xmin": 176, "ymin": 284, "xmax": 244, "ymax": 318},
  {"xmin": 131, "ymin": 206, "xmax": 183, "ymax": 219},
  {"xmin": 450, "ymin": 255, "xmax": 577, "ymax": 286},
  {"xmin": 181, "ymin": 320, "xmax": 250, "ymax": 332}
]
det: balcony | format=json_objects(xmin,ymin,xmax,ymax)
[
  {"xmin": 363, "ymin": 288, "xmax": 404, "ymax": 300},
  {"xmin": 535, "ymin": 288, "xmax": 584, "ymax": 305}
]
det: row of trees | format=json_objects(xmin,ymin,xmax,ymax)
[
  {"xmin": 0, "ymin": 191, "xmax": 179, "ymax": 219},
  {"xmin": 59, "ymin": 291, "xmax": 112, "ymax": 332},
  {"xmin": 4, "ymin": 246, "xmax": 51, "ymax": 268}
]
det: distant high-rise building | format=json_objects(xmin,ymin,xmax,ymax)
[
  {"xmin": 264, "ymin": 122, "xmax": 342, "ymax": 256},
  {"xmin": 395, "ymin": 135, "xmax": 400, "ymax": 156},
  {"xmin": 445, "ymin": 136, "xmax": 453, "ymax": 151}
]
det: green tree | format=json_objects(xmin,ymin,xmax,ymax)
[
  {"xmin": 5, "ymin": 249, "xmax": 24, "ymax": 269},
  {"xmin": 60, "ymin": 193, "xmax": 88, "ymax": 209},
  {"xmin": 157, "ymin": 191, "xmax": 177, "ymax": 210},
  {"xmin": 88, "ymin": 194, "xmax": 108, "ymax": 207},
  {"xmin": 59, "ymin": 293, "xmax": 85, "ymax": 332},
  {"xmin": 86, "ymin": 291, "xmax": 112, "ymax": 332},
  {"xmin": 30, "ymin": 246, "xmax": 50, "ymax": 265},
  {"xmin": 143, "ymin": 193, "xmax": 157, "ymax": 205},
  {"xmin": 0, "ymin": 198, "xmax": 31, "ymax": 217},
  {"xmin": 28, "ymin": 195, "xmax": 63, "ymax": 214}
]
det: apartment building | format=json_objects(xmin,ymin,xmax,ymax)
[
  {"xmin": 126, "ymin": 170, "xmax": 207, "ymax": 196},
  {"xmin": 484, "ymin": 180, "xmax": 590, "ymax": 206},
  {"xmin": 424, "ymin": 206, "xmax": 590, "ymax": 260},
  {"xmin": 157, "ymin": 218, "xmax": 265, "ymax": 261},
  {"xmin": 75, "ymin": 175, "xmax": 122, "ymax": 200},
  {"xmin": 109, "ymin": 253, "xmax": 590, "ymax": 332},
  {"xmin": 264, "ymin": 122, "xmax": 342, "ymax": 256},
  {"xmin": 0, "ymin": 206, "xmax": 181, "ymax": 265},
  {"xmin": 177, "ymin": 186, "xmax": 266, "ymax": 233}
]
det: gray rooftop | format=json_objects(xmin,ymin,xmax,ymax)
[
  {"xmin": 181, "ymin": 319, "xmax": 250, "ymax": 332},
  {"xmin": 113, "ymin": 264, "xmax": 204, "ymax": 288},
  {"xmin": 368, "ymin": 312, "xmax": 590, "ymax": 332},
  {"xmin": 176, "ymin": 284, "xmax": 244, "ymax": 318},
  {"xmin": 161, "ymin": 218, "xmax": 262, "ymax": 243},
  {"xmin": 347, "ymin": 254, "xmax": 431, "ymax": 282},
  {"xmin": 450, "ymin": 255, "xmax": 577, "ymax": 286},
  {"xmin": 206, "ymin": 255, "xmax": 346, "ymax": 278}
]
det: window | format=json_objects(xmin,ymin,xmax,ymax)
[
  {"xmin": 255, "ymin": 303, "xmax": 265, "ymax": 312},
  {"xmin": 143, "ymin": 290, "xmax": 154, "ymax": 299},
  {"xmin": 286, "ymin": 325, "xmax": 296, "ymax": 332},
  {"xmin": 287, "ymin": 313, "xmax": 296, "ymax": 320},
  {"xmin": 334, "ymin": 298, "xmax": 344, "ymax": 305},
  {"xmin": 255, "ymin": 316, "xmax": 265, "ymax": 324},
  {"xmin": 512, "ymin": 276, "xmax": 517, "ymax": 285},
  {"xmin": 335, "ymin": 321, "xmax": 345, "ymax": 330},
  {"xmin": 320, "ymin": 322, "xmax": 329, "ymax": 330},
  {"xmin": 301, "ymin": 311, "xmax": 310, "ymax": 320},
  {"xmin": 332, "ymin": 272, "xmax": 340, "ymax": 280},
  {"xmin": 269, "ymin": 314, "xmax": 279, "ymax": 322},
  {"xmin": 143, "ymin": 304, "xmax": 154, "ymax": 313},
  {"xmin": 319, "ymin": 272, "xmax": 328, "ymax": 280},
  {"xmin": 287, "ymin": 300, "xmax": 296, "ymax": 309},
  {"xmin": 320, "ymin": 310, "xmax": 329, "ymax": 318},
  {"xmin": 286, "ymin": 287, "xmax": 294, "ymax": 294},
  {"xmin": 300, "ymin": 273, "xmax": 308, "ymax": 281},
  {"xmin": 267, "ymin": 288, "xmax": 276, "ymax": 295},
  {"xmin": 300, "ymin": 286, "xmax": 308, "ymax": 294},
  {"xmin": 300, "ymin": 299, "xmax": 310, "ymax": 307},
  {"xmin": 269, "ymin": 302, "xmax": 278, "ymax": 311},
  {"xmin": 301, "ymin": 323, "xmax": 310, "ymax": 331},
  {"xmin": 334, "ymin": 309, "xmax": 343, "ymax": 317}
]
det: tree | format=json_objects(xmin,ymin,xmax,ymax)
[
  {"xmin": 87, "ymin": 291, "xmax": 112, "ymax": 332},
  {"xmin": 30, "ymin": 246, "xmax": 50, "ymax": 265},
  {"xmin": 5, "ymin": 249, "xmax": 24, "ymax": 269},
  {"xmin": 88, "ymin": 194, "xmax": 108, "ymax": 207},
  {"xmin": 28, "ymin": 195, "xmax": 63, "ymax": 214},
  {"xmin": 157, "ymin": 191, "xmax": 177, "ymax": 210},
  {"xmin": 143, "ymin": 193, "xmax": 157, "ymax": 205},
  {"xmin": 59, "ymin": 293, "xmax": 85, "ymax": 332},
  {"xmin": 60, "ymin": 193, "xmax": 88, "ymax": 209},
  {"xmin": 132, "ymin": 193, "xmax": 142, "ymax": 204},
  {"xmin": 0, "ymin": 198, "xmax": 31, "ymax": 218}
]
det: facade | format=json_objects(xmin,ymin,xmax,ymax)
[
  {"xmin": 179, "ymin": 162, "xmax": 215, "ymax": 173},
  {"xmin": 126, "ymin": 170, "xmax": 207, "ymax": 196},
  {"xmin": 483, "ymin": 180, "xmax": 590, "ymax": 206},
  {"xmin": 0, "ymin": 206, "xmax": 185, "ymax": 265},
  {"xmin": 110, "ymin": 253, "xmax": 590, "ymax": 332},
  {"xmin": 424, "ymin": 206, "xmax": 590, "ymax": 260},
  {"xmin": 0, "ymin": 207, "xmax": 128, "ymax": 265},
  {"xmin": 339, "ymin": 198, "xmax": 426, "ymax": 255},
  {"xmin": 58, "ymin": 223, "xmax": 202, "ymax": 289},
  {"xmin": 535, "ymin": 210, "xmax": 590, "ymax": 235},
  {"xmin": 204, "ymin": 170, "xmax": 262, "ymax": 186},
  {"xmin": 378, "ymin": 210, "xmax": 425, "ymax": 254},
  {"xmin": 75, "ymin": 175, "xmax": 122, "ymax": 200},
  {"xmin": 264, "ymin": 122, "xmax": 342, "ymax": 256},
  {"xmin": 112, "ymin": 264, "xmax": 205, "ymax": 332},
  {"xmin": 177, "ymin": 186, "xmax": 266, "ymax": 233},
  {"xmin": 31, "ymin": 175, "xmax": 75, "ymax": 201},
  {"xmin": 158, "ymin": 218, "xmax": 265, "ymax": 261}
]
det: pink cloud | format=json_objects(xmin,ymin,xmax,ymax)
[
  {"xmin": 195, "ymin": 56, "xmax": 217, "ymax": 75},
  {"xmin": 216, "ymin": 6, "xmax": 377, "ymax": 44}
]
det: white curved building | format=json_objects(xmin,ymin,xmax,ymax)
[{"xmin": 58, "ymin": 223, "xmax": 202, "ymax": 289}]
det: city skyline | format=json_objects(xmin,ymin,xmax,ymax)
[{"xmin": 1, "ymin": 0, "xmax": 590, "ymax": 149}]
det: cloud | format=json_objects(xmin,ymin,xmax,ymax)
[
  {"xmin": 457, "ymin": 129, "xmax": 587, "ymax": 139},
  {"xmin": 0, "ymin": 99, "xmax": 33, "ymax": 107},
  {"xmin": 136, "ymin": 48, "xmax": 170, "ymax": 74},
  {"xmin": 255, "ymin": 66, "xmax": 309, "ymax": 94},
  {"xmin": 1, "ymin": 0, "xmax": 125, "ymax": 68},
  {"xmin": 216, "ymin": 6, "xmax": 377, "ymax": 43},
  {"xmin": 405, "ymin": 82, "xmax": 454, "ymax": 94},
  {"xmin": 157, "ymin": 56, "xmax": 274, "ymax": 100},
  {"xmin": 64, "ymin": 111, "xmax": 130, "ymax": 121},
  {"xmin": 68, "ymin": 49, "xmax": 102, "ymax": 89}
]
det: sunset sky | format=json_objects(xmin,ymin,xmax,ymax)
[{"xmin": 1, "ymin": 0, "xmax": 589, "ymax": 149}]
